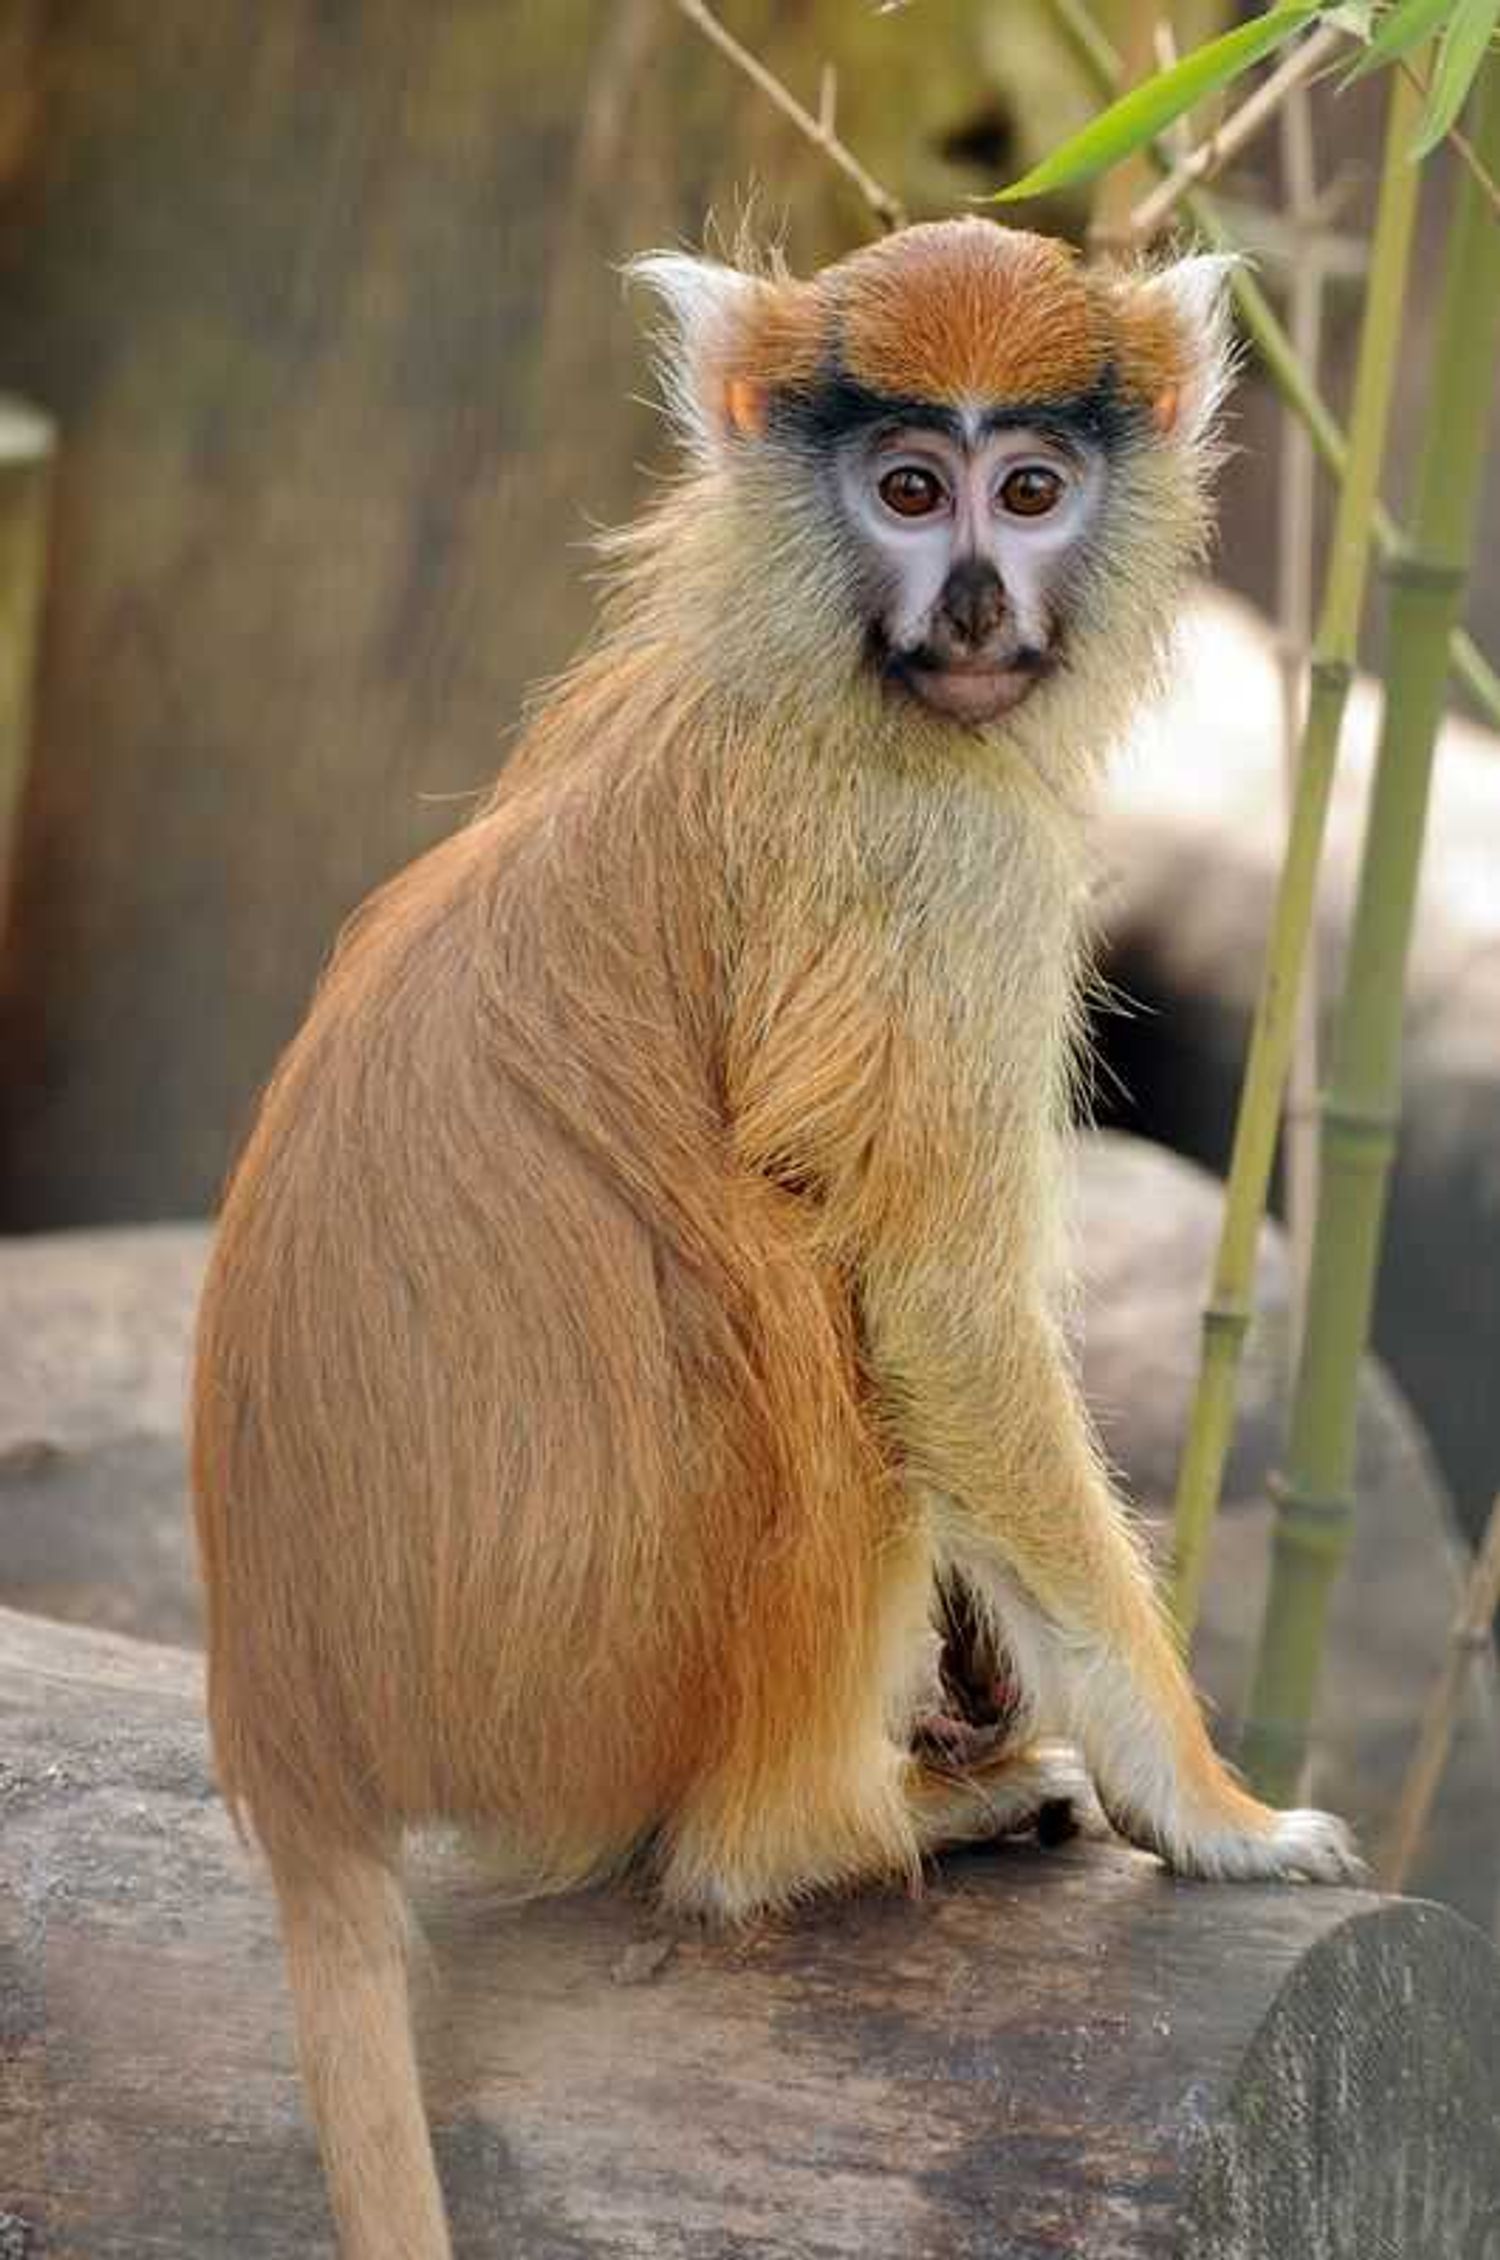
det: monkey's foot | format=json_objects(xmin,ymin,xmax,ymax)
[
  {"xmin": 907, "ymin": 1739, "xmax": 1102, "ymax": 1856},
  {"xmin": 1148, "ymin": 1805, "xmax": 1365, "ymax": 1885}
]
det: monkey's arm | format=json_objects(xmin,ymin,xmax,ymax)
[
  {"xmin": 855, "ymin": 1235, "xmax": 1359, "ymax": 1883},
  {"xmin": 722, "ymin": 926, "xmax": 1353, "ymax": 1880}
]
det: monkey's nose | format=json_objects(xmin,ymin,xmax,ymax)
[{"xmin": 938, "ymin": 559, "xmax": 1006, "ymax": 650}]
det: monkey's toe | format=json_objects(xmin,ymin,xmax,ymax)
[
  {"xmin": 1157, "ymin": 1804, "xmax": 1365, "ymax": 1885},
  {"xmin": 1264, "ymin": 1808, "xmax": 1366, "ymax": 1883}
]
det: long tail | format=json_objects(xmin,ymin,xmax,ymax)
[{"xmin": 271, "ymin": 1843, "xmax": 452, "ymax": 2260}]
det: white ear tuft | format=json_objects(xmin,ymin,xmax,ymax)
[
  {"xmin": 627, "ymin": 252, "xmax": 763, "ymax": 463},
  {"xmin": 1136, "ymin": 252, "xmax": 1240, "ymax": 448}
]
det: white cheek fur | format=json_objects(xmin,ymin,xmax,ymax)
[
  {"xmin": 839, "ymin": 435, "xmax": 1107, "ymax": 657},
  {"xmin": 888, "ymin": 541, "xmax": 954, "ymax": 649}
]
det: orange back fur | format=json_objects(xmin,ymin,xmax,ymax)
[{"xmin": 193, "ymin": 643, "xmax": 915, "ymax": 1887}]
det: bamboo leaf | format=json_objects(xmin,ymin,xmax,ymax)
[
  {"xmin": 1412, "ymin": 0, "xmax": 1500, "ymax": 151},
  {"xmin": 1341, "ymin": 0, "xmax": 1456, "ymax": 83},
  {"xmin": 987, "ymin": 4, "xmax": 1321, "ymax": 201}
]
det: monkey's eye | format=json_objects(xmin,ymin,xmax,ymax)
[
  {"xmin": 998, "ymin": 464, "xmax": 1066, "ymax": 519},
  {"xmin": 877, "ymin": 465, "xmax": 948, "ymax": 520}
]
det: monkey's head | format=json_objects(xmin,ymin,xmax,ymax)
[{"xmin": 633, "ymin": 220, "xmax": 1232, "ymax": 745}]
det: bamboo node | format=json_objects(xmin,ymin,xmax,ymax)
[
  {"xmin": 1202, "ymin": 1301, "xmax": 1251, "ymax": 1341},
  {"xmin": 1320, "ymin": 1097, "xmax": 1398, "ymax": 1163},
  {"xmin": 1380, "ymin": 550, "xmax": 1469, "ymax": 594},
  {"xmin": 1266, "ymin": 1471, "xmax": 1352, "ymax": 1558},
  {"xmin": 1307, "ymin": 656, "xmax": 1354, "ymax": 695}
]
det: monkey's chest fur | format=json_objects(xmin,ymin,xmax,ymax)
[{"xmin": 724, "ymin": 756, "xmax": 1087, "ymax": 1768}]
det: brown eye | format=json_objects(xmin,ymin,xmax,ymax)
[
  {"xmin": 878, "ymin": 465, "xmax": 946, "ymax": 519},
  {"xmin": 999, "ymin": 464, "xmax": 1065, "ymax": 518}
]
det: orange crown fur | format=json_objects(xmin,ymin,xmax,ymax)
[{"xmin": 717, "ymin": 218, "xmax": 1191, "ymax": 423}]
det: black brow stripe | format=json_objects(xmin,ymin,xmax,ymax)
[
  {"xmin": 768, "ymin": 362, "xmax": 1145, "ymax": 456},
  {"xmin": 768, "ymin": 376, "xmax": 965, "ymax": 448}
]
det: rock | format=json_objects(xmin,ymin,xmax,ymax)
[
  {"xmin": 1094, "ymin": 585, "xmax": 1500, "ymax": 1553},
  {"xmin": 4, "ymin": 1604, "xmax": 1499, "ymax": 2260},
  {"xmin": 0, "ymin": 1225, "xmax": 207, "ymax": 1644}
]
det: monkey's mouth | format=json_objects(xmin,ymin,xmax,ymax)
[{"xmin": 886, "ymin": 643, "xmax": 1055, "ymax": 727}]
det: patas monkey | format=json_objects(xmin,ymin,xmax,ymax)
[{"xmin": 193, "ymin": 220, "xmax": 1359, "ymax": 2260}]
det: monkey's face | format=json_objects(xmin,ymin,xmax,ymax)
[
  {"xmin": 834, "ymin": 414, "xmax": 1108, "ymax": 727},
  {"xmin": 632, "ymin": 220, "xmax": 1231, "ymax": 737}
]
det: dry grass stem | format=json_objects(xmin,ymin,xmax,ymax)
[
  {"xmin": 1380, "ymin": 1495, "xmax": 1500, "ymax": 1894},
  {"xmin": 1088, "ymin": 4, "xmax": 1169, "ymax": 253},
  {"xmin": 1277, "ymin": 76, "xmax": 1325, "ymax": 1346},
  {"xmin": 672, "ymin": 0, "xmax": 907, "ymax": 232},
  {"xmin": 1127, "ymin": 20, "xmax": 1344, "ymax": 248}
]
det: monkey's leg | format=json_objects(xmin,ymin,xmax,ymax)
[
  {"xmin": 667, "ymin": 1730, "xmax": 1091, "ymax": 1918},
  {"xmin": 660, "ymin": 1510, "xmax": 973, "ymax": 1918},
  {"xmin": 268, "ymin": 1836, "xmax": 452, "ymax": 2260},
  {"xmin": 660, "ymin": 1515, "xmax": 1091, "ymax": 1917},
  {"xmin": 660, "ymin": 1684, "xmax": 922, "ymax": 1918},
  {"xmin": 905, "ymin": 1739, "xmax": 1097, "ymax": 1854},
  {"xmin": 863, "ymin": 1270, "xmax": 1360, "ymax": 1884}
]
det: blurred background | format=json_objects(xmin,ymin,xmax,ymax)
[
  {"xmin": 2, "ymin": 0, "xmax": 1499, "ymax": 1923},
  {"xmin": 3, "ymin": 0, "xmax": 1495, "ymax": 1230}
]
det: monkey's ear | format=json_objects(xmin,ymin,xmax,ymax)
[
  {"xmin": 1123, "ymin": 254, "xmax": 1238, "ymax": 450},
  {"xmin": 628, "ymin": 253, "xmax": 772, "ymax": 461}
]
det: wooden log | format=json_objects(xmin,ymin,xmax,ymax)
[
  {"xmin": 0, "ymin": 395, "xmax": 52, "ymax": 915},
  {"xmin": 3, "ymin": 1606, "xmax": 1498, "ymax": 2260}
]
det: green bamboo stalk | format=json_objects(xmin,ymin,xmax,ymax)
[
  {"xmin": 1241, "ymin": 51, "xmax": 1500, "ymax": 1803},
  {"xmin": 1168, "ymin": 60, "xmax": 1425, "ymax": 1639},
  {"xmin": 1048, "ymin": 0, "xmax": 1500, "ymax": 730}
]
